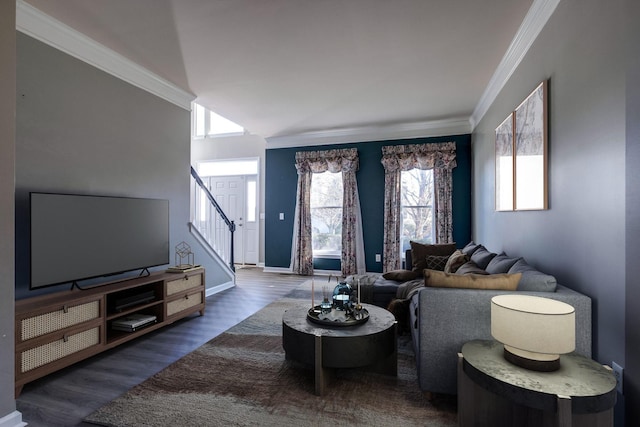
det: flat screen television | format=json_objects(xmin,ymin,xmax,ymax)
[{"xmin": 30, "ymin": 192, "xmax": 170, "ymax": 289}]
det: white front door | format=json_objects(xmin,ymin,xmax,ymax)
[{"xmin": 209, "ymin": 175, "xmax": 258, "ymax": 265}]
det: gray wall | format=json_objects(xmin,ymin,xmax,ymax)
[
  {"xmin": 0, "ymin": 0, "xmax": 16, "ymax": 421},
  {"xmin": 625, "ymin": 0, "xmax": 640, "ymax": 421},
  {"xmin": 472, "ymin": 0, "xmax": 631, "ymax": 421},
  {"xmin": 14, "ymin": 33, "xmax": 229, "ymax": 299}
]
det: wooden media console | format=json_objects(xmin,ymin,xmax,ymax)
[{"xmin": 14, "ymin": 268, "xmax": 205, "ymax": 397}]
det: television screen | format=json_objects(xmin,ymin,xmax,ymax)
[{"xmin": 30, "ymin": 192, "xmax": 170, "ymax": 289}]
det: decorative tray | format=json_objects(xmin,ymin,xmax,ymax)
[{"xmin": 307, "ymin": 305, "xmax": 369, "ymax": 327}]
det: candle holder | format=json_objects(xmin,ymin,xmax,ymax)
[{"xmin": 320, "ymin": 286, "xmax": 332, "ymax": 313}]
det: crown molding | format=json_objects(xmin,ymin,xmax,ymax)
[
  {"xmin": 265, "ymin": 117, "xmax": 471, "ymax": 149},
  {"xmin": 16, "ymin": 0, "xmax": 195, "ymax": 111},
  {"xmin": 14, "ymin": 0, "xmax": 560, "ymax": 131},
  {"xmin": 470, "ymin": 0, "xmax": 561, "ymax": 129}
]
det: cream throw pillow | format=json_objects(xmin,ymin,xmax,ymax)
[
  {"xmin": 424, "ymin": 269, "xmax": 521, "ymax": 290},
  {"xmin": 444, "ymin": 249, "xmax": 468, "ymax": 273}
]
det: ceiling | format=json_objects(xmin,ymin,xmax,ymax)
[{"xmin": 22, "ymin": 0, "xmax": 535, "ymax": 142}]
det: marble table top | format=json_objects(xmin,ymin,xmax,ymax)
[{"xmin": 461, "ymin": 339, "xmax": 617, "ymax": 414}]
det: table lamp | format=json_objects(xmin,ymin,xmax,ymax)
[{"xmin": 491, "ymin": 294, "xmax": 575, "ymax": 371}]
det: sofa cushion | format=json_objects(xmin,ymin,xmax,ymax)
[
  {"xmin": 424, "ymin": 269, "xmax": 521, "ymax": 290},
  {"xmin": 469, "ymin": 246, "xmax": 497, "ymax": 269},
  {"xmin": 409, "ymin": 241, "xmax": 457, "ymax": 274},
  {"xmin": 425, "ymin": 255, "xmax": 449, "ymax": 271},
  {"xmin": 507, "ymin": 259, "xmax": 558, "ymax": 292},
  {"xmin": 444, "ymin": 249, "xmax": 468, "ymax": 273},
  {"xmin": 461, "ymin": 241, "xmax": 482, "ymax": 256},
  {"xmin": 485, "ymin": 253, "xmax": 521, "ymax": 274},
  {"xmin": 455, "ymin": 261, "xmax": 489, "ymax": 275},
  {"xmin": 382, "ymin": 269, "xmax": 420, "ymax": 282}
]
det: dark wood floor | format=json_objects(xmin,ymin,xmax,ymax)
[{"xmin": 16, "ymin": 267, "xmax": 312, "ymax": 427}]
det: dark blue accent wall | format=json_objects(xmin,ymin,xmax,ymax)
[{"xmin": 265, "ymin": 134, "xmax": 472, "ymax": 272}]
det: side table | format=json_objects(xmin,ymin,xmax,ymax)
[
  {"xmin": 458, "ymin": 340, "xmax": 617, "ymax": 427},
  {"xmin": 282, "ymin": 303, "xmax": 397, "ymax": 396}
]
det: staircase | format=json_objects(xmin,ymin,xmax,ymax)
[{"xmin": 189, "ymin": 166, "xmax": 236, "ymax": 280}]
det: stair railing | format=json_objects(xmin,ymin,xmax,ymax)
[{"xmin": 190, "ymin": 166, "xmax": 236, "ymax": 272}]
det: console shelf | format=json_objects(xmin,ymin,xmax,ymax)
[
  {"xmin": 14, "ymin": 268, "xmax": 205, "ymax": 397},
  {"xmin": 105, "ymin": 300, "xmax": 164, "ymax": 321}
]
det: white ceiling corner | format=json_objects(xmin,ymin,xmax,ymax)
[{"xmin": 15, "ymin": 0, "xmax": 195, "ymax": 111}]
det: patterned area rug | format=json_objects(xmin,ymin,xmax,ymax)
[{"xmin": 84, "ymin": 285, "xmax": 457, "ymax": 427}]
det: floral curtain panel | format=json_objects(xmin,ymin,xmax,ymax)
[
  {"xmin": 290, "ymin": 148, "xmax": 365, "ymax": 276},
  {"xmin": 380, "ymin": 142, "xmax": 457, "ymax": 272}
]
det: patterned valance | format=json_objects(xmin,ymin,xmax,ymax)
[
  {"xmin": 381, "ymin": 142, "xmax": 456, "ymax": 172},
  {"xmin": 295, "ymin": 148, "xmax": 358, "ymax": 174}
]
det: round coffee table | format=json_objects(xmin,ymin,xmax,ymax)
[{"xmin": 282, "ymin": 303, "xmax": 397, "ymax": 395}]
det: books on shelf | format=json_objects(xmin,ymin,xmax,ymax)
[{"xmin": 112, "ymin": 313, "xmax": 157, "ymax": 332}]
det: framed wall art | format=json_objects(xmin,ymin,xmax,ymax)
[
  {"xmin": 495, "ymin": 80, "xmax": 548, "ymax": 211},
  {"xmin": 495, "ymin": 113, "xmax": 514, "ymax": 211}
]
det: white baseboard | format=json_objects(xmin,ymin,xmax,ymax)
[
  {"xmin": 262, "ymin": 266, "xmax": 292, "ymax": 274},
  {"xmin": 0, "ymin": 411, "xmax": 27, "ymax": 427},
  {"xmin": 311, "ymin": 269, "xmax": 341, "ymax": 277},
  {"xmin": 205, "ymin": 281, "xmax": 235, "ymax": 297},
  {"xmin": 261, "ymin": 267, "xmax": 339, "ymax": 277}
]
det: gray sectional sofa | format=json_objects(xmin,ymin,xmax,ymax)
[{"xmin": 350, "ymin": 241, "xmax": 593, "ymax": 396}]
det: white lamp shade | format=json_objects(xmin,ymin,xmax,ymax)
[{"xmin": 491, "ymin": 295, "xmax": 575, "ymax": 359}]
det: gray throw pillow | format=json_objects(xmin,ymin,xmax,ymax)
[
  {"xmin": 455, "ymin": 261, "xmax": 489, "ymax": 275},
  {"xmin": 461, "ymin": 241, "xmax": 482, "ymax": 256},
  {"xmin": 469, "ymin": 246, "xmax": 497, "ymax": 270},
  {"xmin": 507, "ymin": 258, "xmax": 537, "ymax": 273},
  {"xmin": 508, "ymin": 258, "xmax": 558, "ymax": 292},
  {"xmin": 485, "ymin": 253, "xmax": 521, "ymax": 274}
]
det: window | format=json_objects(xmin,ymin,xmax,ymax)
[
  {"xmin": 192, "ymin": 102, "xmax": 244, "ymax": 137},
  {"xmin": 400, "ymin": 168, "xmax": 435, "ymax": 256},
  {"xmin": 310, "ymin": 171, "xmax": 343, "ymax": 257},
  {"xmin": 197, "ymin": 159, "xmax": 258, "ymax": 177},
  {"xmin": 246, "ymin": 178, "xmax": 257, "ymax": 222}
]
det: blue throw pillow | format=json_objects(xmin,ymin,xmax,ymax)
[
  {"xmin": 508, "ymin": 258, "xmax": 557, "ymax": 292},
  {"xmin": 485, "ymin": 253, "xmax": 521, "ymax": 274},
  {"xmin": 469, "ymin": 246, "xmax": 496, "ymax": 270},
  {"xmin": 461, "ymin": 241, "xmax": 482, "ymax": 256}
]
